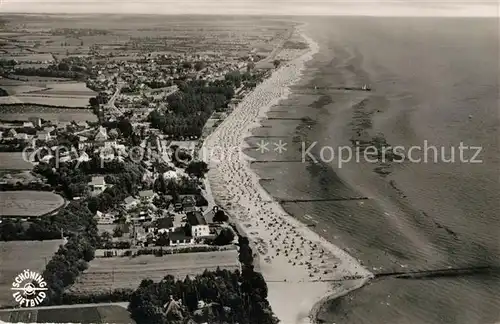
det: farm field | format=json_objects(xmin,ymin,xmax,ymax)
[
  {"xmin": 0, "ymin": 80, "xmax": 96, "ymax": 108},
  {"xmin": 0, "ymin": 105, "xmax": 97, "ymax": 123},
  {"xmin": 2, "ymin": 53, "xmax": 54, "ymax": 62},
  {"xmin": 68, "ymin": 250, "xmax": 239, "ymax": 294},
  {"xmin": 0, "ymin": 305, "xmax": 134, "ymax": 323},
  {"xmin": 0, "ymin": 191, "xmax": 65, "ymax": 218},
  {"xmin": 0, "ymin": 239, "xmax": 64, "ymax": 307},
  {"xmin": 0, "ymin": 153, "xmax": 34, "ymax": 170},
  {"xmin": 4, "ymin": 95, "xmax": 92, "ymax": 107}
]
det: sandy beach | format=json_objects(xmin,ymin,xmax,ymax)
[{"xmin": 202, "ymin": 25, "xmax": 373, "ymax": 324}]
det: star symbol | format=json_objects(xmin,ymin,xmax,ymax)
[
  {"xmin": 256, "ymin": 140, "xmax": 270, "ymax": 154},
  {"xmin": 273, "ymin": 140, "xmax": 287, "ymax": 154}
]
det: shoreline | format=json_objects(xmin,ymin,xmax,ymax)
[{"xmin": 202, "ymin": 24, "xmax": 373, "ymax": 324}]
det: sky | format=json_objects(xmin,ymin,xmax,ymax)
[{"xmin": 0, "ymin": 0, "xmax": 498, "ymax": 16}]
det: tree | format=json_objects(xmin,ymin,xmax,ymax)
[
  {"xmin": 214, "ymin": 228, "xmax": 234, "ymax": 246},
  {"xmin": 194, "ymin": 61, "xmax": 205, "ymax": 71},
  {"xmin": 118, "ymin": 119, "xmax": 133, "ymax": 138},
  {"xmin": 58, "ymin": 62, "xmax": 70, "ymax": 71},
  {"xmin": 156, "ymin": 232, "xmax": 170, "ymax": 246},
  {"xmin": 185, "ymin": 161, "xmax": 208, "ymax": 178},
  {"xmin": 109, "ymin": 128, "xmax": 119, "ymax": 140},
  {"xmin": 113, "ymin": 226, "xmax": 124, "ymax": 238},
  {"xmin": 273, "ymin": 60, "xmax": 280, "ymax": 68},
  {"xmin": 213, "ymin": 210, "xmax": 228, "ymax": 223},
  {"xmin": 246, "ymin": 62, "xmax": 255, "ymax": 72},
  {"xmin": 89, "ymin": 97, "xmax": 99, "ymax": 107},
  {"xmin": 100, "ymin": 231, "xmax": 112, "ymax": 244}
]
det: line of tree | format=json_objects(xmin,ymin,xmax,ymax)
[
  {"xmin": 0, "ymin": 181, "xmax": 53, "ymax": 192},
  {"xmin": 128, "ymin": 267, "xmax": 277, "ymax": 324},
  {"xmin": 0, "ymin": 200, "xmax": 97, "ymax": 241},
  {"xmin": 153, "ymin": 173, "xmax": 200, "ymax": 201},
  {"xmin": 148, "ymin": 77, "xmax": 238, "ymax": 139},
  {"xmin": 126, "ymin": 228, "xmax": 277, "ymax": 324},
  {"xmin": 42, "ymin": 233, "xmax": 97, "ymax": 305},
  {"xmin": 9, "ymin": 66, "xmax": 86, "ymax": 80}
]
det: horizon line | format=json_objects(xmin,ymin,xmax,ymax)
[{"xmin": 1, "ymin": 11, "xmax": 498, "ymax": 17}]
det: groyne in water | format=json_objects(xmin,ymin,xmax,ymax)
[
  {"xmin": 291, "ymin": 86, "xmax": 372, "ymax": 93},
  {"xmin": 375, "ymin": 266, "xmax": 498, "ymax": 280}
]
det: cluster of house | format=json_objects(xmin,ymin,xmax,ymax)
[
  {"xmin": 146, "ymin": 205, "xmax": 225, "ymax": 247},
  {"xmin": 1, "ymin": 117, "xmax": 54, "ymax": 144},
  {"xmin": 93, "ymin": 185, "xmax": 226, "ymax": 247},
  {"xmin": 84, "ymin": 50, "xmax": 250, "ymax": 111}
]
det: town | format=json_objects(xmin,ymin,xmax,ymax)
[{"xmin": 0, "ymin": 14, "xmax": 296, "ymax": 324}]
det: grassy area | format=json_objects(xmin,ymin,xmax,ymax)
[
  {"xmin": 0, "ymin": 191, "xmax": 65, "ymax": 218},
  {"xmin": 68, "ymin": 250, "xmax": 239, "ymax": 294},
  {"xmin": 0, "ymin": 153, "xmax": 34, "ymax": 171},
  {"xmin": 0, "ymin": 240, "xmax": 64, "ymax": 307},
  {"xmin": 0, "ymin": 305, "xmax": 134, "ymax": 323}
]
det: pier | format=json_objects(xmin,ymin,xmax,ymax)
[
  {"xmin": 278, "ymin": 197, "xmax": 370, "ymax": 203},
  {"xmin": 250, "ymin": 160, "xmax": 304, "ymax": 163},
  {"xmin": 267, "ymin": 117, "xmax": 307, "ymax": 121},
  {"xmin": 375, "ymin": 265, "xmax": 498, "ymax": 279},
  {"xmin": 291, "ymin": 86, "xmax": 372, "ymax": 93}
]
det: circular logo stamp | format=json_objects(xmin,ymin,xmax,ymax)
[{"xmin": 11, "ymin": 269, "xmax": 48, "ymax": 307}]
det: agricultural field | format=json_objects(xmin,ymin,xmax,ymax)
[
  {"xmin": 0, "ymin": 239, "xmax": 64, "ymax": 307},
  {"xmin": 0, "ymin": 14, "xmax": 291, "ymax": 60},
  {"xmin": 7, "ymin": 94, "xmax": 92, "ymax": 107},
  {"xmin": 2, "ymin": 53, "xmax": 54, "ymax": 62},
  {"xmin": 0, "ymin": 105, "xmax": 97, "ymax": 123},
  {"xmin": 0, "ymin": 305, "xmax": 134, "ymax": 323},
  {"xmin": 68, "ymin": 250, "xmax": 239, "ymax": 294},
  {"xmin": 0, "ymin": 191, "xmax": 65, "ymax": 218},
  {"xmin": 0, "ymin": 153, "xmax": 34, "ymax": 170},
  {"xmin": 0, "ymin": 81, "xmax": 96, "ymax": 108}
]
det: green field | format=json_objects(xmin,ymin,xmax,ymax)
[
  {"xmin": 0, "ymin": 153, "xmax": 34, "ymax": 171},
  {"xmin": 0, "ymin": 305, "xmax": 134, "ymax": 324},
  {"xmin": 0, "ymin": 191, "xmax": 65, "ymax": 218},
  {"xmin": 0, "ymin": 240, "xmax": 64, "ymax": 307}
]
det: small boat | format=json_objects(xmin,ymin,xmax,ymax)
[{"xmin": 362, "ymin": 84, "xmax": 371, "ymax": 91}]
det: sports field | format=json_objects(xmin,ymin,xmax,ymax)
[{"xmin": 0, "ymin": 191, "xmax": 65, "ymax": 218}]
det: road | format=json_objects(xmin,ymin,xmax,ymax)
[{"xmin": 105, "ymin": 82, "xmax": 124, "ymax": 116}]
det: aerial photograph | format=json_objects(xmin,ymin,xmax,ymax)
[{"xmin": 0, "ymin": 0, "xmax": 498, "ymax": 324}]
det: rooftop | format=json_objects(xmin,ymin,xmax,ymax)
[
  {"xmin": 139, "ymin": 189, "xmax": 155, "ymax": 198},
  {"xmin": 89, "ymin": 176, "xmax": 105, "ymax": 186},
  {"xmin": 169, "ymin": 230, "xmax": 192, "ymax": 242},
  {"xmin": 156, "ymin": 217, "xmax": 174, "ymax": 229},
  {"xmin": 186, "ymin": 210, "xmax": 206, "ymax": 226},
  {"xmin": 124, "ymin": 196, "xmax": 137, "ymax": 205}
]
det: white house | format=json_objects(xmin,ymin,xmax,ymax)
[
  {"xmin": 28, "ymin": 117, "xmax": 42, "ymax": 128},
  {"xmin": 78, "ymin": 136, "xmax": 92, "ymax": 150},
  {"xmin": 36, "ymin": 130, "xmax": 52, "ymax": 142},
  {"xmin": 88, "ymin": 176, "xmax": 107, "ymax": 194},
  {"xmin": 95, "ymin": 211, "xmax": 114, "ymax": 224},
  {"xmin": 123, "ymin": 196, "xmax": 139, "ymax": 210},
  {"xmin": 104, "ymin": 140, "xmax": 117, "ymax": 149},
  {"xmin": 94, "ymin": 126, "xmax": 108, "ymax": 144},
  {"xmin": 138, "ymin": 189, "xmax": 156, "ymax": 204},
  {"xmin": 15, "ymin": 133, "xmax": 30, "ymax": 141},
  {"xmin": 191, "ymin": 225, "xmax": 210, "ymax": 238}
]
